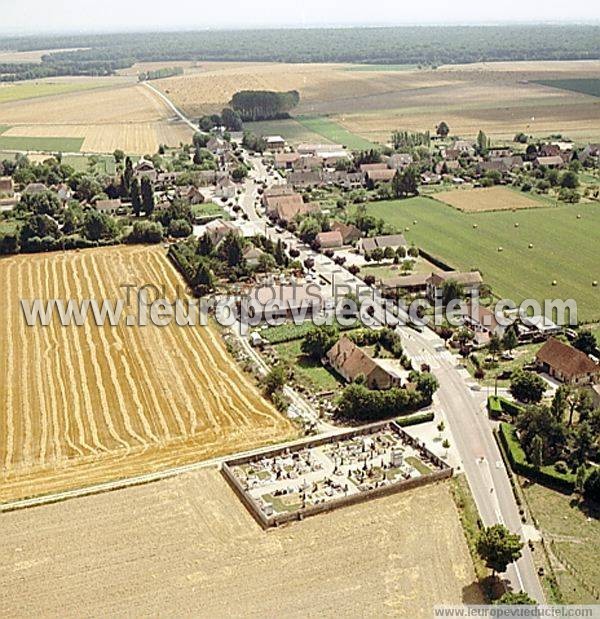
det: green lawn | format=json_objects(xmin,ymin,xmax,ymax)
[
  {"xmin": 62, "ymin": 154, "xmax": 117, "ymax": 174},
  {"xmin": 0, "ymin": 136, "xmax": 84, "ymax": 152},
  {"xmin": 295, "ymin": 115, "xmax": 376, "ymax": 150},
  {"xmin": 466, "ymin": 342, "xmax": 543, "ymax": 388},
  {"xmin": 522, "ymin": 482, "xmax": 600, "ymax": 604},
  {"xmin": 274, "ymin": 339, "xmax": 343, "ymax": 392},
  {"xmin": 191, "ymin": 202, "xmax": 229, "ymax": 221},
  {"xmin": 360, "ymin": 197, "xmax": 600, "ymax": 321},
  {"xmin": 0, "ymin": 80, "xmax": 115, "ymax": 105},
  {"xmin": 245, "ymin": 118, "xmax": 330, "ymax": 145},
  {"xmin": 534, "ymin": 78, "xmax": 600, "ymax": 98}
]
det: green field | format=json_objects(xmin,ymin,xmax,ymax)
[
  {"xmin": 245, "ymin": 118, "xmax": 331, "ymax": 145},
  {"xmin": 0, "ymin": 80, "xmax": 114, "ymax": 105},
  {"xmin": 274, "ymin": 339, "xmax": 342, "ymax": 392},
  {"xmin": 523, "ymin": 482, "xmax": 600, "ymax": 604},
  {"xmin": 0, "ymin": 125, "xmax": 9, "ymax": 135},
  {"xmin": 0, "ymin": 136, "xmax": 85, "ymax": 152},
  {"xmin": 361, "ymin": 197, "xmax": 600, "ymax": 321},
  {"xmin": 534, "ymin": 78, "xmax": 600, "ymax": 98},
  {"xmin": 62, "ymin": 154, "xmax": 117, "ymax": 174},
  {"xmin": 295, "ymin": 116, "xmax": 377, "ymax": 150}
]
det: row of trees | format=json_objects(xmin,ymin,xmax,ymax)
[{"xmin": 230, "ymin": 90, "xmax": 300, "ymax": 121}]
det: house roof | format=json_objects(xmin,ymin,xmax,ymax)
[
  {"xmin": 275, "ymin": 152, "xmax": 301, "ymax": 164},
  {"xmin": 242, "ymin": 245, "xmax": 265, "ymax": 260},
  {"xmin": 460, "ymin": 302, "xmax": 502, "ymax": 332},
  {"xmin": 316, "ymin": 230, "xmax": 343, "ymax": 248},
  {"xmin": 361, "ymin": 234, "xmax": 407, "ymax": 253},
  {"xmin": 95, "ymin": 199, "xmax": 121, "ymax": 211},
  {"xmin": 427, "ymin": 271, "xmax": 483, "ymax": 287},
  {"xmin": 277, "ymin": 201, "xmax": 319, "ymax": 222},
  {"xmin": 536, "ymin": 337, "xmax": 599, "ymax": 380},
  {"xmin": 247, "ymin": 283, "xmax": 326, "ymax": 310},
  {"xmin": 331, "ymin": 220, "xmax": 361, "ymax": 242},
  {"xmin": 536, "ymin": 155, "xmax": 564, "ymax": 166},
  {"xmin": 360, "ymin": 163, "xmax": 388, "ymax": 173},
  {"xmin": 0, "ymin": 177, "xmax": 13, "ymax": 191},
  {"xmin": 327, "ymin": 336, "xmax": 380, "ymax": 382},
  {"xmin": 380, "ymin": 273, "xmax": 429, "ymax": 289},
  {"xmin": 366, "ymin": 168, "xmax": 396, "ymax": 182}
]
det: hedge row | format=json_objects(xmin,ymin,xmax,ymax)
[
  {"xmin": 487, "ymin": 395, "xmax": 523, "ymax": 419},
  {"xmin": 396, "ymin": 411, "xmax": 435, "ymax": 427},
  {"xmin": 498, "ymin": 423, "xmax": 575, "ymax": 493}
]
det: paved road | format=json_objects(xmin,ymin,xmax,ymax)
[{"xmin": 236, "ymin": 154, "xmax": 545, "ymax": 601}]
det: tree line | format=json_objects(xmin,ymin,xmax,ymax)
[{"xmin": 2, "ymin": 25, "xmax": 598, "ymax": 80}]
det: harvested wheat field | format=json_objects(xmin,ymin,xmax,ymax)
[
  {"xmin": 433, "ymin": 186, "xmax": 546, "ymax": 212},
  {"xmin": 0, "ymin": 468, "xmax": 481, "ymax": 617},
  {"xmin": 154, "ymin": 60, "xmax": 600, "ymax": 142},
  {"xmin": 0, "ymin": 82, "xmax": 193, "ymax": 153},
  {"xmin": 0, "ymin": 246, "xmax": 296, "ymax": 503}
]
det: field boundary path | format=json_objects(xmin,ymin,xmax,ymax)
[
  {"xmin": 0, "ymin": 428, "xmax": 349, "ymax": 513},
  {"xmin": 143, "ymin": 82, "xmax": 199, "ymax": 132}
]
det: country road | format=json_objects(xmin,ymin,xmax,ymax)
[
  {"xmin": 1, "ymin": 86, "xmax": 545, "ymax": 601},
  {"xmin": 237, "ymin": 149, "xmax": 545, "ymax": 600}
]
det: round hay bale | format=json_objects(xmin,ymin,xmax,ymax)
[
  {"xmin": 528, "ymin": 243, "xmax": 533, "ymax": 249},
  {"xmin": 577, "ymin": 214, "xmax": 582, "ymax": 219},
  {"xmin": 552, "ymin": 280, "xmax": 558, "ymax": 286},
  {"xmin": 405, "ymin": 227, "xmax": 410, "ymax": 232},
  {"xmin": 413, "ymin": 220, "xmax": 418, "ymax": 225},
  {"xmin": 498, "ymin": 246, "xmax": 503, "ymax": 252},
  {"xmin": 593, "ymin": 280, "xmax": 598, "ymax": 287},
  {"xmin": 473, "ymin": 223, "xmax": 478, "ymax": 229},
  {"xmin": 514, "ymin": 222, "xmax": 519, "ymax": 228}
]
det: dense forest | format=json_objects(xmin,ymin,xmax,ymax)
[{"xmin": 0, "ymin": 26, "xmax": 599, "ymax": 81}]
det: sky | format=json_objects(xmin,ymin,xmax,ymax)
[{"xmin": 2, "ymin": 0, "xmax": 599, "ymax": 35}]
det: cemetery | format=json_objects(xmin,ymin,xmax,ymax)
[{"xmin": 222, "ymin": 421, "xmax": 452, "ymax": 527}]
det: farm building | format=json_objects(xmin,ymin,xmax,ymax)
[
  {"xmin": 95, "ymin": 199, "xmax": 122, "ymax": 214},
  {"xmin": 0, "ymin": 176, "xmax": 15, "ymax": 197},
  {"xmin": 287, "ymin": 170, "xmax": 323, "ymax": 189},
  {"xmin": 533, "ymin": 155, "xmax": 564, "ymax": 169},
  {"xmin": 379, "ymin": 273, "xmax": 429, "ymax": 296},
  {"xmin": 242, "ymin": 283, "xmax": 327, "ymax": 322},
  {"xmin": 326, "ymin": 336, "xmax": 402, "ymax": 390},
  {"xmin": 387, "ymin": 153, "xmax": 413, "ymax": 170},
  {"xmin": 360, "ymin": 163, "xmax": 388, "ymax": 173},
  {"xmin": 425, "ymin": 271, "xmax": 483, "ymax": 301},
  {"xmin": 274, "ymin": 152, "xmax": 301, "ymax": 170},
  {"xmin": 134, "ymin": 159, "xmax": 158, "ymax": 182},
  {"xmin": 359, "ymin": 234, "xmax": 407, "ymax": 255},
  {"xmin": 265, "ymin": 136, "xmax": 286, "ymax": 151},
  {"xmin": 315, "ymin": 230, "xmax": 343, "ymax": 250},
  {"xmin": 535, "ymin": 337, "xmax": 600, "ymax": 386},
  {"xmin": 331, "ymin": 221, "xmax": 361, "ymax": 245},
  {"xmin": 365, "ymin": 168, "xmax": 396, "ymax": 184},
  {"xmin": 203, "ymin": 218, "xmax": 240, "ymax": 246},
  {"xmin": 458, "ymin": 302, "xmax": 506, "ymax": 346},
  {"xmin": 242, "ymin": 245, "xmax": 265, "ymax": 268}
]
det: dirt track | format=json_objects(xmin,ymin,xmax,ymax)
[
  {"xmin": 0, "ymin": 246, "xmax": 295, "ymax": 502},
  {"xmin": 0, "ymin": 469, "xmax": 481, "ymax": 617}
]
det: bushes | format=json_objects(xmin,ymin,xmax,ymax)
[
  {"xmin": 396, "ymin": 411, "xmax": 435, "ymax": 427},
  {"xmin": 487, "ymin": 395, "xmax": 523, "ymax": 419},
  {"xmin": 498, "ymin": 423, "xmax": 575, "ymax": 493},
  {"xmin": 336, "ymin": 382, "xmax": 430, "ymax": 422}
]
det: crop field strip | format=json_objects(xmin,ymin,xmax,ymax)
[
  {"xmin": 432, "ymin": 187, "xmax": 547, "ymax": 212},
  {"xmin": 361, "ymin": 197, "xmax": 600, "ymax": 322},
  {"xmin": 0, "ymin": 82, "xmax": 192, "ymax": 154},
  {"xmin": 0, "ymin": 246, "xmax": 295, "ymax": 503},
  {"xmin": 0, "ymin": 468, "xmax": 482, "ymax": 616}
]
